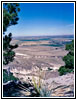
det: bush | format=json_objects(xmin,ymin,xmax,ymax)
[
  {"xmin": 32, "ymin": 69, "xmax": 52, "ymax": 97},
  {"xmin": 58, "ymin": 66, "xmax": 68, "ymax": 75},
  {"xmin": 63, "ymin": 53, "xmax": 74, "ymax": 69},
  {"xmin": 3, "ymin": 69, "xmax": 18, "ymax": 83},
  {"xmin": 66, "ymin": 40, "xmax": 74, "ymax": 51},
  {"xmin": 58, "ymin": 66, "xmax": 73, "ymax": 76},
  {"xmin": 48, "ymin": 67, "xmax": 53, "ymax": 71},
  {"xmin": 58, "ymin": 40, "xmax": 74, "ymax": 75}
]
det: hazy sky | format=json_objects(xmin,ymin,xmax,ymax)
[{"xmin": 5, "ymin": 3, "xmax": 74, "ymax": 36}]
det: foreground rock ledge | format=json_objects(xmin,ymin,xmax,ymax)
[{"xmin": 3, "ymin": 79, "xmax": 74, "ymax": 97}]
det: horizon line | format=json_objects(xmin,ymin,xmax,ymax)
[{"xmin": 13, "ymin": 34, "xmax": 74, "ymax": 37}]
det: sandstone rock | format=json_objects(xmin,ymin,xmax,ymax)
[
  {"xmin": 51, "ymin": 85, "xmax": 74, "ymax": 97},
  {"xmin": 20, "ymin": 91, "xmax": 31, "ymax": 97}
]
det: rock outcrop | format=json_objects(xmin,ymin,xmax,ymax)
[{"xmin": 3, "ymin": 80, "xmax": 39, "ymax": 97}]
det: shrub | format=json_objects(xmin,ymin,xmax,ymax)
[
  {"xmin": 3, "ymin": 69, "xmax": 18, "ymax": 83},
  {"xmin": 32, "ymin": 69, "xmax": 52, "ymax": 97},
  {"xmin": 58, "ymin": 40, "xmax": 74, "ymax": 75},
  {"xmin": 63, "ymin": 53, "xmax": 74, "ymax": 69},
  {"xmin": 48, "ymin": 67, "xmax": 53, "ymax": 71},
  {"xmin": 58, "ymin": 66, "xmax": 68, "ymax": 75},
  {"xmin": 58, "ymin": 66, "xmax": 73, "ymax": 76},
  {"xmin": 66, "ymin": 40, "xmax": 74, "ymax": 51}
]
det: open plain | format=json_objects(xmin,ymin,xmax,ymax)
[{"xmin": 4, "ymin": 36, "xmax": 73, "ymax": 82}]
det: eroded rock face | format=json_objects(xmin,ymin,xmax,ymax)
[
  {"xmin": 51, "ymin": 85, "xmax": 74, "ymax": 97},
  {"xmin": 3, "ymin": 80, "xmax": 39, "ymax": 97},
  {"xmin": 45, "ymin": 73, "xmax": 74, "ymax": 85},
  {"xmin": 3, "ymin": 80, "xmax": 74, "ymax": 97},
  {"xmin": 3, "ymin": 65, "xmax": 74, "ymax": 97}
]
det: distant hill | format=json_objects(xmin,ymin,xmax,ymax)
[{"xmin": 13, "ymin": 35, "xmax": 74, "ymax": 40}]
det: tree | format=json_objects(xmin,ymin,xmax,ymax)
[
  {"xmin": 64, "ymin": 40, "xmax": 74, "ymax": 69},
  {"xmin": 3, "ymin": 3, "xmax": 20, "ymax": 33},
  {"xmin": 58, "ymin": 40, "xmax": 74, "ymax": 75},
  {"xmin": 66, "ymin": 40, "xmax": 74, "ymax": 52},
  {"xmin": 63, "ymin": 53, "xmax": 74, "ymax": 69},
  {"xmin": 3, "ymin": 3, "xmax": 20, "ymax": 65}
]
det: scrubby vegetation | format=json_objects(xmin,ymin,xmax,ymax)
[
  {"xmin": 58, "ymin": 40, "xmax": 74, "ymax": 75},
  {"xmin": 32, "ymin": 69, "xmax": 52, "ymax": 97},
  {"xmin": 3, "ymin": 69, "xmax": 18, "ymax": 83}
]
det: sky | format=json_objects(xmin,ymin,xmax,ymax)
[{"xmin": 5, "ymin": 3, "xmax": 74, "ymax": 36}]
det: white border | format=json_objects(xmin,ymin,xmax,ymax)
[{"xmin": 1, "ymin": 1, "xmax": 76, "ymax": 99}]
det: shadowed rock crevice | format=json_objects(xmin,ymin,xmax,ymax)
[{"xmin": 3, "ymin": 80, "xmax": 74, "ymax": 97}]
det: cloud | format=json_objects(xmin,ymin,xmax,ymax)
[{"xmin": 66, "ymin": 24, "xmax": 74, "ymax": 27}]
